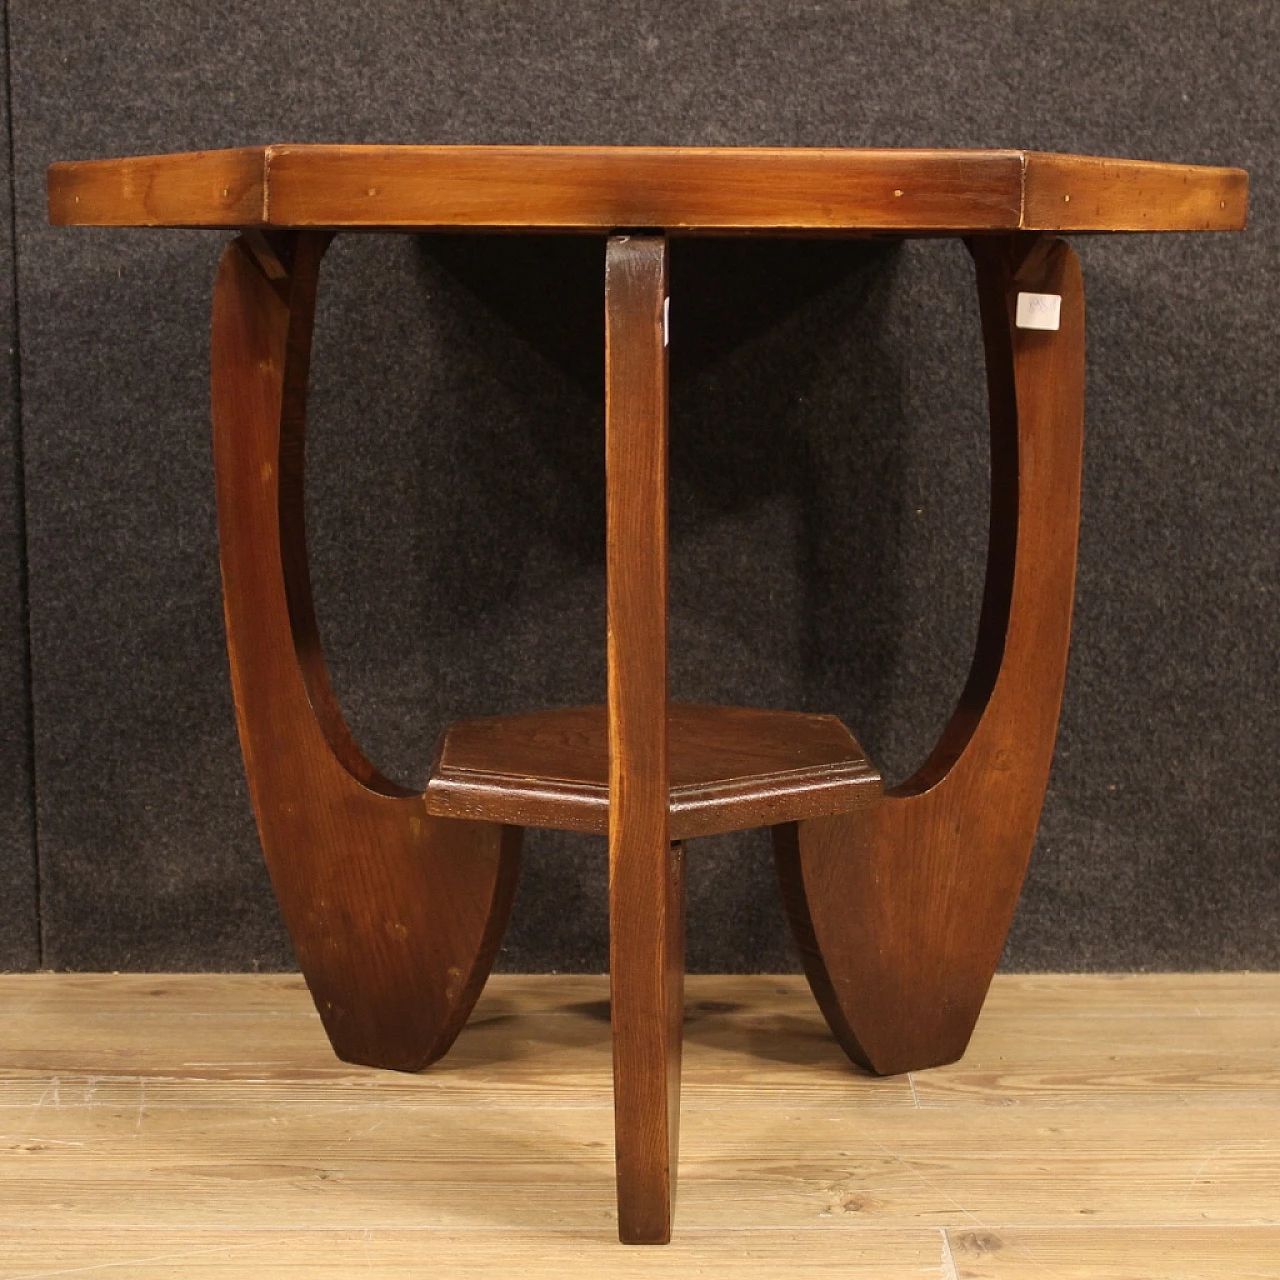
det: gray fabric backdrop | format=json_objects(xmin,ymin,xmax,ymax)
[{"xmin": 3, "ymin": 0, "xmax": 1276, "ymax": 973}]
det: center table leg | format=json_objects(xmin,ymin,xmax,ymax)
[
  {"xmin": 605, "ymin": 234, "xmax": 685, "ymax": 1244},
  {"xmin": 210, "ymin": 232, "xmax": 522, "ymax": 1073}
]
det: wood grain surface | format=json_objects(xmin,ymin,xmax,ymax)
[
  {"xmin": 775, "ymin": 234, "xmax": 1087, "ymax": 1077},
  {"xmin": 47, "ymin": 145, "xmax": 1248, "ymax": 233},
  {"xmin": 210, "ymin": 233, "xmax": 521, "ymax": 1073},
  {"xmin": 1022, "ymin": 151, "xmax": 1251, "ymax": 231},
  {"xmin": 2, "ymin": 972, "xmax": 1277, "ymax": 1277},
  {"xmin": 427, "ymin": 702, "xmax": 881, "ymax": 838},
  {"xmin": 604, "ymin": 234, "xmax": 683, "ymax": 1243}
]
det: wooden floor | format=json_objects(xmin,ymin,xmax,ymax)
[{"xmin": 1, "ymin": 973, "xmax": 1277, "ymax": 1278}]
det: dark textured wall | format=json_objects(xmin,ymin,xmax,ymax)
[
  {"xmin": 6, "ymin": 1, "xmax": 1277, "ymax": 972},
  {"xmin": 0, "ymin": 7, "xmax": 37, "ymax": 971}
]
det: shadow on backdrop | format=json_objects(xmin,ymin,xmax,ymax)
[
  {"xmin": 411, "ymin": 233, "xmax": 919, "ymax": 972},
  {"xmin": 420, "ymin": 232, "xmax": 911, "ymax": 744}
]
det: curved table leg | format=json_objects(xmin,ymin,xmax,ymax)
[
  {"xmin": 774, "ymin": 234, "xmax": 1085, "ymax": 1076},
  {"xmin": 211, "ymin": 232, "xmax": 522, "ymax": 1072}
]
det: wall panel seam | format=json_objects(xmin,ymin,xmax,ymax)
[{"xmin": 2, "ymin": 0, "xmax": 42, "ymax": 967}]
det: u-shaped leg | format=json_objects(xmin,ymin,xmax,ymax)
[
  {"xmin": 774, "ymin": 234, "xmax": 1085, "ymax": 1076},
  {"xmin": 211, "ymin": 232, "xmax": 522, "ymax": 1072}
]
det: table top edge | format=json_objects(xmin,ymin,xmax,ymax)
[{"xmin": 46, "ymin": 144, "xmax": 1250, "ymax": 234}]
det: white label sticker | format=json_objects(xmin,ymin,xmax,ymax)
[
  {"xmin": 663, "ymin": 296, "xmax": 670, "ymax": 347},
  {"xmin": 1016, "ymin": 292, "xmax": 1062, "ymax": 331}
]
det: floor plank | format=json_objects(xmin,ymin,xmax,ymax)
[
  {"xmin": 1, "ymin": 973, "xmax": 1277, "ymax": 1277},
  {"xmin": 0, "ymin": 1228, "xmax": 947, "ymax": 1279}
]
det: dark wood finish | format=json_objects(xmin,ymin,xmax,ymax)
[
  {"xmin": 210, "ymin": 231, "xmax": 522, "ymax": 1073},
  {"xmin": 48, "ymin": 145, "xmax": 1248, "ymax": 234},
  {"xmin": 426, "ymin": 703, "xmax": 882, "ymax": 838},
  {"xmin": 604, "ymin": 234, "xmax": 681, "ymax": 1244},
  {"xmin": 53, "ymin": 140, "xmax": 1249, "ymax": 1245},
  {"xmin": 774, "ymin": 233, "xmax": 1086, "ymax": 1078}
]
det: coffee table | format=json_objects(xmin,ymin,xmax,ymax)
[{"xmin": 48, "ymin": 145, "xmax": 1248, "ymax": 1242}]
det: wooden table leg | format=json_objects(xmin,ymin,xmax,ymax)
[
  {"xmin": 210, "ymin": 232, "xmax": 522, "ymax": 1073},
  {"xmin": 605, "ymin": 234, "xmax": 684, "ymax": 1244},
  {"xmin": 774, "ymin": 234, "xmax": 1085, "ymax": 1076}
]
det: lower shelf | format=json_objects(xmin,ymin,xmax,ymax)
[{"xmin": 425, "ymin": 703, "xmax": 881, "ymax": 840}]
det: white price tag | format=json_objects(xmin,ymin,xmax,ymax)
[{"xmin": 1016, "ymin": 292, "xmax": 1062, "ymax": 331}]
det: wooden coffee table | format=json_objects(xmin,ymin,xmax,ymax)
[{"xmin": 48, "ymin": 146, "xmax": 1248, "ymax": 1243}]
